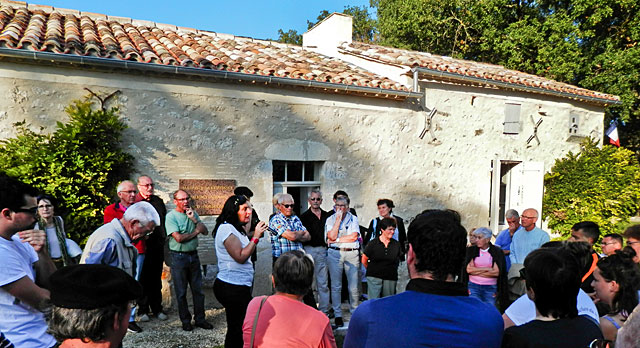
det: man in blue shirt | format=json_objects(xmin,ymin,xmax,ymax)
[
  {"xmin": 509, "ymin": 208, "xmax": 549, "ymax": 265},
  {"xmin": 494, "ymin": 209, "xmax": 523, "ymax": 272},
  {"xmin": 344, "ymin": 209, "xmax": 503, "ymax": 348}
]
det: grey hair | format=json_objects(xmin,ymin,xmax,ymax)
[
  {"xmin": 49, "ymin": 303, "xmax": 128, "ymax": 342},
  {"xmin": 116, "ymin": 180, "xmax": 134, "ymax": 193},
  {"xmin": 308, "ymin": 189, "xmax": 322, "ymax": 199},
  {"xmin": 277, "ymin": 193, "xmax": 294, "ymax": 204},
  {"xmin": 473, "ymin": 227, "xmax": 492, "ymax": 240},
  {"xmin": 123, "ymin": 201, "xmax": 160, "ymax": 226},
  {"xmin": 505, "ymin": 209, "xmax": 520, "ymax": 219},
  {"xmin": 335, "ymin": 196, "xmax": 350, "ymax": 205},
  {"xmin": 272, "ymin": 193, "xmax": 283, "ymax": 206}
]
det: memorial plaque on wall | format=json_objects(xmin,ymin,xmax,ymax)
[{"xmin": 179, "ymin": 179, "xmax": 236, "ymax": 216}]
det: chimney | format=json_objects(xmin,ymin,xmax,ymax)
[{"xmin": 303, "ymin": 13, "xmax": 352, "ymax": 57}]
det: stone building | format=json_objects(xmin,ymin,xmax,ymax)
[{"xmin": 0, "ymin": 2, "xmax": 619, "ymax": 258}]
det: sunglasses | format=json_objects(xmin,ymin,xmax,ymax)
[
  {"xmin": 14, "ymin": 206, "xmax": 38, "ymax": 215},
  {"xmin": 310, "ymin": 198, "xmax": 322, "ymax": 201},
  {"xmin": 282, "ymin": 204, "xmax": 294, "ymax": 208}
]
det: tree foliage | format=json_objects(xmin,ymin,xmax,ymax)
[
  {"xmin": 276, "ymin": 5, "xmax": 377, "ymax": 44},
  {"xmin": 0, "ymin": 95, "xmax": 134, "ymax": 244},
  {"xmin": 375, "ymin": 0, "xmax": 640, "ymax": 154},
  {"xmin": 543, "ymin": 139, "xmax": 640, "ymax": 239}
]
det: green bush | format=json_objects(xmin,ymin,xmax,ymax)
[
  {"xmin": 543, "ymin": 139, "xmax": 640, "ymax": 240},
  {"xmin": 0, "ymin": 95, "xmax": 134, "ymax": 244}
]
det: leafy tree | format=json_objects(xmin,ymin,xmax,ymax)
[
  {"xmin": 276, "ymin": 5, "xmax": 378, "ymax": 44},
  {"xmin": 0, "ymin": 95, "xmax": 134, "ymax": 244},
  {"xmin": 543, "ymin": 139, "xmax": 640, "ymax": 239},
  {"xmin": 276, "ymin": 29, "xmax": 302, "ymax": 45}
]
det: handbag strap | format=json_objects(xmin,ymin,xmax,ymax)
[{"xmin": 250, "ymin": 296, "xmax": 269, "ymax": 348}]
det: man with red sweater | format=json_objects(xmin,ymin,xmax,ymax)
[{"xmin": 103, "ymin": 180, "xmax": 145, "ymax": 333}]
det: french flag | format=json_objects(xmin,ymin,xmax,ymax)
[{"xmin": 606, "ymin": 123, "xmax": 620, "ymax": 147}]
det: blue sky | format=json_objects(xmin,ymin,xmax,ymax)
[{"xmin": 40, "ymin": 1, "xmax": 373, "ymax": 40}]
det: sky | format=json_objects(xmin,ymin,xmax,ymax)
[{"xmin": 39, "ymin": 0, "xmax": 373, "ymax": 41}]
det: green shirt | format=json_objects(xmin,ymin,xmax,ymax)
[{"xmin": 166, "ymin": 209, "xmax": 200, "ymax": 252}]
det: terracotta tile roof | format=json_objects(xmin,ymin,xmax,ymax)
[
  {"xmin": 340, "ymin": 42, "xmax": 620, "ymax": 104},
  {"xmin": 0, "ymin": 2, "xmax": 410, "ymax": 96}
]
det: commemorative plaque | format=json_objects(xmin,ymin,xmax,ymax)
[{"xmin": 178, "ymin": 179, "xmax": 236, "ymax": 216}]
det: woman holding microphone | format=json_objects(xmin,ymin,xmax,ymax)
[{"xmin": 213, "ymin": 195, "xmax": 268, "ymax": 348}]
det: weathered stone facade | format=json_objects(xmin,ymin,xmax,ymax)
[{"xmin": 0, "ymin": 61, "xmax": 603, "ymax": 228}]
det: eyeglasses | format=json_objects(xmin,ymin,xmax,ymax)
[
  {"xmin": 282, "ymin": 204, "xmax": 294, "ymax": 208},
  {"xmin": 38, "ymin": 204, "xmax": 53, "ymax": 209},
  {"xmin": 310, "ymin": 197, "xmax": 322, "ymax": 201},
  {"xmin": 601, "ymin": 242, "xmax": 619, "ymax": 246},
  {"xmin": 628, "ymin": 241, "xmax": 640, "ymax": 246},
  {"xmin": 521, "ymin": 216, "xmax": 536, "ymax": 219},
  {"xmin": 120, "ymin": 190, "xmax": 137, "ymax": 194},
  {"xmin": 335, "ymin": 204, "xmax": 347, "ymax": 207},
  {"xmin": 14, "ymin": 206, "xmax": 38, "ymax": 216},
  {"xmin": 175, "ymin": 197, "xmax": 190, "ymax": 201},
  {"xmin": 138, "ymin": 183, "xmax": 154, "ymax": 188}
]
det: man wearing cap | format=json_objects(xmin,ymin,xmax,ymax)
[
  {"xmin": 48, "ymin": 264, "xmax": 143, "ymax": 348},
  {"xmin": 0, "ymin": 174, "xmax": 57, "ymax": 348}
]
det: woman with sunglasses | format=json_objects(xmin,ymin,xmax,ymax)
[
  {"xmin": 591, "ymin": 247, "xmax": 640, "ymax": 344},
  {"xmin": 213, "ymin": 195, "xmax": 268, "ymax": 348},
  {"xmin": 34, "ymin": 194, "xmax": 82, "ymax": 269}
]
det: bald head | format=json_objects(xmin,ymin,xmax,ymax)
[{"xmin": 521, "ymin": 208, "xmax": 539, "ymax": 231}]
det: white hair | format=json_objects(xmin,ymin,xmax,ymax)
[
  {"xmin": 123, "ymin": 201, "xmax": 160, "ymax": 226},
  {"xmin": 277, "ymin": 193, "xmax": 294, "ymax": 204},
  {"xmin": 117, "ymin": 180, "xmax": 135, "ymax": 193}
]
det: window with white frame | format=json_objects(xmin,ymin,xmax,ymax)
[{"xmin": 272, "ymin": 161, "xmax": 322, "ymax": 216}]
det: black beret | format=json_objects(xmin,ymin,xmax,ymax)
[{"xmin": 50, "ymin": 264, "xmax": 142, "ymax": 309}]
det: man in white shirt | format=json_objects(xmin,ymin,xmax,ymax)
[
  {"xmin": 0, "ymin": 174, "xmax": 57, "ymax": 348},
  {"xmin": 325, "ymin": 196, "xmax": 361, "ymax": 328}
]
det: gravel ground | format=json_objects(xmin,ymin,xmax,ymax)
[{"xmin": 122, "ymin": 278, "xmax": 227, "ymax": 348}]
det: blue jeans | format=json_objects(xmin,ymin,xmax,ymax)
[
  {"xmin": 304, "ymin": 245, "xmax": 330, "ymax": 314},
  {"xmin": 327, "ymin": 248, "xmax": 359, "ymax": 318},
  {"xmin": 468, "ymin": 282, "xmax": 497, "ymax": 307},
  {"xmin": 130, "ymin": 253, "xmax": 145, "ymax": 322},
  {"xmin": 170, "ymin": 251, "xmax": 206, "ymax": 325}
]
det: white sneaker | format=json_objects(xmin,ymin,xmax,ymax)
[
  {"xmin": 139, "ymin": 314, "xmax": 150, "ymax": 322},
  {"xmin": 156, "ymin": 312, "xmax": 168, "ymax": 321}
]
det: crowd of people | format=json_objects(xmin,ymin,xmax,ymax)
[{"xmin": 2, "ymin": 172, "xmax": 640, "ymax": 347}]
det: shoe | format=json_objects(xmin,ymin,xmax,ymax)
[
  {"xmin": 127, "ymin": 322, "xmax": 143, "ymax": 333},
  {"xmin": 139, "ymin": 314, "xmax": 150, "ymax": 322},
  {"xmin": 195, "ymin": 321, "xmax": 213, "ymax": 330},
  {"xmin": 156, "ymin": 312, "xmax": 168, "ymax": 321},
  {"xmin": 334, "ymin": 317, "xmax": 344, "ymax": 328},
  {"xmin": 182, "ymin": 322, "xmax": 193, "ymax": 331},
  {"xmin": 328, "ymin": 308, "xmax": 335, "ymax": 319}
]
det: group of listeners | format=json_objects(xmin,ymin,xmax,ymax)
[{"xmin": 3, "ymin": 171, "xmax": 640, "ymax": 348}]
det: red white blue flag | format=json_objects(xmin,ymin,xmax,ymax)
[{"xmin": 606, "ymin": 123, "xmax": 620, "ymax": 147}]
